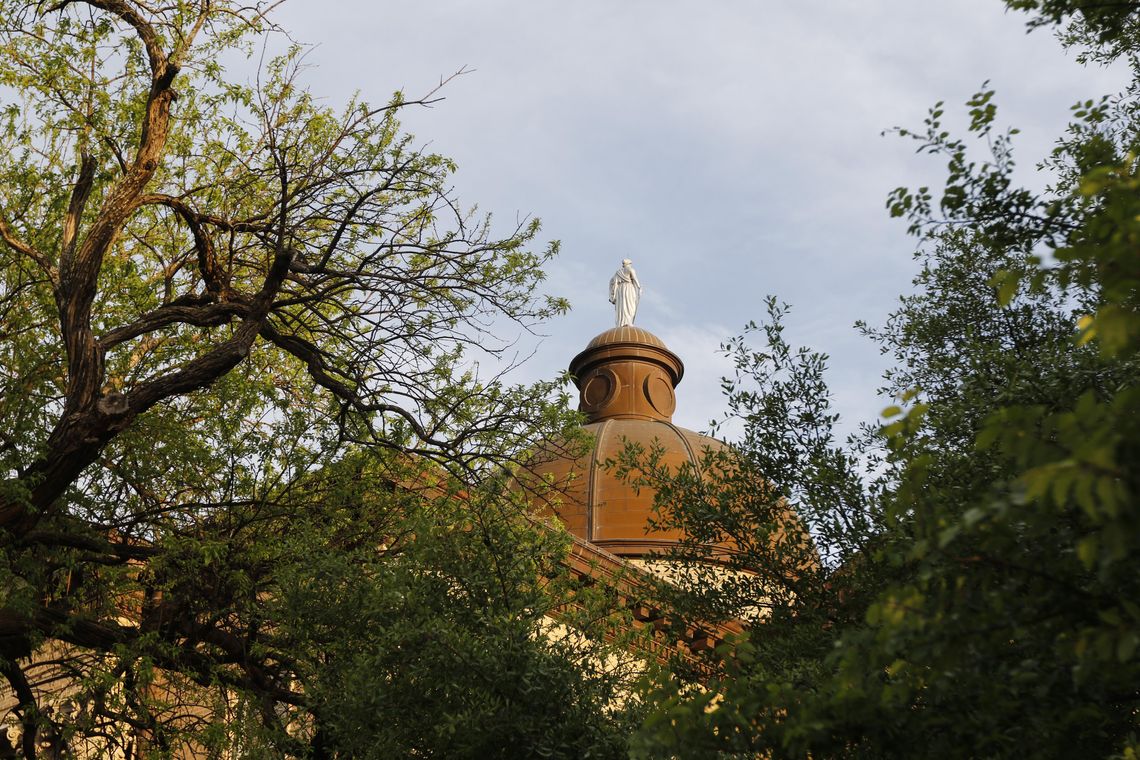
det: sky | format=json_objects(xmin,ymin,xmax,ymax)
[{"xmin": 264, "ymin": 1, "xmax": 1128, "ymax": 440}]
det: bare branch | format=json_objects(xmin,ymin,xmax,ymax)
[
  {"xmin": 99, "ymin": 299, "xmax": 251, "ymax": 349},
  {"xmin": 51, "ymin": 0, "xmax": 167, "ymax": 76}
]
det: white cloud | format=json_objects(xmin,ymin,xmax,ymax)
[{"xmin": 260, "ymin": 0, "xmax": 1128, "ymax": 433}]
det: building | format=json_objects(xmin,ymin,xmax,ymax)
[
  {"xmin": 1, "ymin": 319, "xmax": 749, "ymax": 755},
  {"xmin": 532, "ymin": 323, "xmax": 745, "ymax": 666}
]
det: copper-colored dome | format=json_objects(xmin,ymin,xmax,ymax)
[
  {"xmin": 584, "ymin": 325, "xmax": 670, "ymax": 352},
  {"xmin": 532, "ymin": 417, "xmax": 725, "ymax": 557},
  {"xmin": 569, "ymin": 326, "xmax": 684, "ymax": 425},
  {"xmin": 531, "ymin": 326, "xmax": 725, "ymax": 558}
]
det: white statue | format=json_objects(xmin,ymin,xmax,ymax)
[{"xmin": 608, "ymin": 258, "xmax": 642, "ymax": 327}]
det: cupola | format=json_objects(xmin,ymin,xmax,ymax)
[{"xmin": 530, "ymin": 325, "xmax": 726, "ymax": 558}]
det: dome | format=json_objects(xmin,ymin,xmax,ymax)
[
  {"xmin": 532, "ymin": 417, "xmax": 725, "ymax": 557},
  {"xmin": 530, "ymin": 326, "xmax": 725, "ymax": 558},
  {"xmin": 584, "ymin": 325, "xmax": 671, "ymax": 352}
]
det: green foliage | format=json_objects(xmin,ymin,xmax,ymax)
[
  {"xmin": 0, "ymin": 3, "xmax": 626, "ymax": 757},
  {"xmin": 626, "ymin": 299, "xmax": 890, "ymax": 757},
  {"xmin": 634, "ymin": 4, "xmax": 1140, "ymax": 758},
  {"xmin": 211, "ymin": 454, "xmax": 635, "ymax": 758},
  {"xmin": 1003, "ymin": 1, "xmax": 1140, "ymax": 63}
]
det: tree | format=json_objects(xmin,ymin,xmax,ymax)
[
  {"xmin": 0, "ymin": 2, "xmax": 631, "ymax": 756},
  {"xmin": 625, "ymin": 300, "xmax": 891, "ymax": 759},
  {"xmin": 633, "ymin": 3, "xmax": 1140, "ymax": 757},
  {"xmin": 203, "ymin": 453, "xmax": 636, "ymax": 758}
]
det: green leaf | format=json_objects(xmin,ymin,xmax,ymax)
[
  {"xmin": 1117, "ymin": 633, "xmax": 1138, "ymax": 663},
  {"xmin": 1077, "ymin": 535, "xmax": 1099, "ymax": 570}
]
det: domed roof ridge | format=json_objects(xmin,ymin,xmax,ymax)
[
  {"xmin": 662, "ymin": 419, "xmax": 702, "ymax": 472},
  {"xmin": 533, "ymin": 416, "xmax": 727, "ymax": 557},
  {"xmin": 525, "ymin": 324, "xmax": 739, "ymax": 558},
  {"xmin": 585, "ymin": 418, "xmax": 612, "ymax": 539},
  {"xmin": 585, "ymin": 325, "xmax": 668, "ymax": 350}
]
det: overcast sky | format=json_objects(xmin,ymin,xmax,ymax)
[{"xmin": 265, "ymin": 1, "xmax": 1127, "ymax": 440}]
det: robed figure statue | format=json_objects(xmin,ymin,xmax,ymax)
[{"xmin": 609, "ymin": 259, "xmax": 642, "ymax": 327}]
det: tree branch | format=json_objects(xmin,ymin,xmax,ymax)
[
  {"xmin": 0, "ymin": 215, "xmax": 56, "ymax": 284},
  {"xmin": 60, "ymin": 150, "xmax": 96, "ymax": 264},
  {"xmin": 0, "ymin": 658, "xmax": 39, "ymax": 759},
  {"xmin": 55, "ymin": 0, "xmax": 167, "ymax": 77},
  {"xmin": 99, "ymin": 299, "xmax": 252, "ymax": 349},
  {"xmin": 257, "ymin": 322, "xmax": 444, "ymax": 448}
]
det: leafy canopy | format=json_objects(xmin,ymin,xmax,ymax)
[
  {"xmin": 633, "ymin": 4, "xmax": 1140, "ymax": 758},
  {"xmin": 0, "ymin": 2, "xmax": 630, "ymax": 757}
]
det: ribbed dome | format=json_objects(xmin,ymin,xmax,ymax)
[
  {"xmin": 529, "ymin": 327, "xmax": 725, "ymax": 558},
  {"xmin": 585, "ymin": 325, "xmax": 669, "ymax": 351},
  {"xmin": 531, "ymin": 417, "xmax": 725, "ymax": 557}
]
